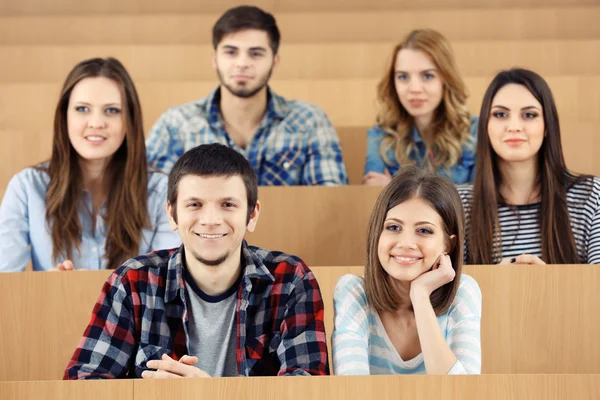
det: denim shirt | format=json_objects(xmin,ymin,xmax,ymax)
[
  {"xmin": 0, "ymin": 167, "xmax": 181, "ymax": 272},
  {"xmin": 364, "ymin": 116, "xmax": 479, "ymax": 184}
]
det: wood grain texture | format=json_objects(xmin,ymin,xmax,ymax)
[
  {"xmin": 1, "ymin": 380, "xmax": 132, "ymax": 400},
  {"xmin": 1, "ymin": 8, "xmax": 599, "ymax": 45},
  {"xmin": 134, "ymin": 374, "xmax": 600, "ymax": 400},
  {"xmin": 1, "ymin": 265, "xmax": 600, "ymax": 380}
]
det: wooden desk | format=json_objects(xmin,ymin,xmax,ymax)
[
  {"xmin": 134, "ymin": 375, "xmax": 600, "ymax": 400},
  {"xmin": 1, "ymin": 265, "xmax": 600, "ymax": 381},
  {"xmin": 2, "ymin": 375, "xmax": 599, "ymax": 400},
  {"xmin": 1, "ymin": 380, "xmax": 132, "ymax": 400}
]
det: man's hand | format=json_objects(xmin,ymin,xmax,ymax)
[{"xmin": 142, "ymin": 354, "xmax": 210, "ymax": 379}]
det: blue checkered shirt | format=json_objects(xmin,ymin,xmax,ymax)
[{"xmin": 146, "ymin": 87, "xmax": 348, "ymax": 186}]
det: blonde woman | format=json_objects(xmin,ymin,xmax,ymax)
[{"xmin": 364, "ymin": 29, "xmax": 478, "ymax": 186}]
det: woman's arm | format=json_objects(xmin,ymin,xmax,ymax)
[{"xmin": 332, "ymin": 275, "xmax": 371, "ymax": 375}]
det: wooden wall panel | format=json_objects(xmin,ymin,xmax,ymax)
[
  {"xmin": 3, "ymin": 40, "xmax": 600, "ymax": 82},
  {"xmin": 1, "ymin": 8, "xmax": 599, "ymax": 45},
  {"xmin": 1, "ymin": 0, "xmax": 598, "ymax": 15}
]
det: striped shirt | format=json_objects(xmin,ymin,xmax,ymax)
[
  {"xmin": 145, "ymin": 87, "xmax": 348, "ymax": 186},
  {"xmin": 64, "ymin": 242, "xmax": 329, "ymax": 379},
  {"xmin": 331, "ymin": 274, "xmax": 482, "ymax": 375},
  {"xmin": 458, "ymin": 176, "xmax": 600, "ymax": 264}
]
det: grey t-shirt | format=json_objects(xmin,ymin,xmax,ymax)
[{"xmin": 184, "ymin": 269, "xmax": 240, "ymax": 377}]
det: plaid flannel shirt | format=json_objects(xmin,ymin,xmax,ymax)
[
  {"xmin": 64, "ymin": 242, "xmax": 329, "ymax": 379},
  {"xmin": 145, "ymin": 87, "xmax": 348, "ymax": 186}
]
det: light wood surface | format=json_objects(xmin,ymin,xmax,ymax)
[
  {"xmin": 134, "ymin": 374, "xmax": 600, "ymax": 400},
  {"xmin": 0, "ymin": 270, "xmax": 112, "ymax": 381},
  {"xmin": 247, "ymin": 186, "xmax": 380, "ymax": 266},
  {"xmin": 1, "ymin": 380, "xmax": 132, "ymax": 400},
  {"xmin": 2, "ymin": 375, "xmax": 600, "ymax": 400},
  {"xmin": 1, "ymin": 265, "xmax": 600, "ymax": 380},
  {"xmin": 1, "ymin": 0, "xmax": 598, "ymax": 15},
  {"xmin": 2, "ymin": 8, "xmax": 599, "ymax": 45},
  {"xmin": 3, "ymin": 40, "xmax": 600, "ymax": 82}
]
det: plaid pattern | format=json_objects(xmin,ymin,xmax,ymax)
[
  {"xmin": 64, "ymin": 242, "xmax": 329, "ymax": 379},
  {"xmin": 145, "ymin": 87, "xmax": 348, "ymax": 186}
]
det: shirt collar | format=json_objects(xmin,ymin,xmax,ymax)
[
  {"xmin": 240, "ymin": 241, "xmax": 275, "ymax": 282},
  {"xmin": 411, "ymin": 124, "xmax": 424, "ymax": 144},
  {"xmin": 164, "ymin": 245, "xmax": 186, "ymax": 303},
  {"xmin": 164, "ymin": 241, "xmax": 274, "ymax": 303},
  {"xmin": 206, "ymin": 86, "xmax": 288, "ymax": 128}
]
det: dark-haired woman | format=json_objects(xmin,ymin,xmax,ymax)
[{"xmin": 460, "ymin": 68, "xmax": 600, "ymax": 265}]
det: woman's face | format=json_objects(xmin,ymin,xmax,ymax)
[
  {"xmin": 378, "ymin": 196, "xmax": 449, "ymax": 283},
  {"xmin": 487, "ymin": 83, "xmax": 545, "ymax": 165},
  {"xmin": 394, "ymin": 48, "xmax": 444, "ymax": 126},
  {"xmin": 67, "ymin": 76, "xmax": 126, "ymax": 166}
]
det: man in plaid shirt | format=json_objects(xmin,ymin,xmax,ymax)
[
  {"xmin": 145, "ymin": 6, "xmax": 348, "ymax": 186},
  {"xmin": 64, "ymin": 143, "xmax": 329, "ymax": 379}
]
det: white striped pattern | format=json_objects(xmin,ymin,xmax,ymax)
[{"xmin": 458, "ymin": 176, "xmax": 600, "ymax": 264}]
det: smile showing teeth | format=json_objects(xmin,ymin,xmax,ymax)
[
  {"xmin": 393, "ymin": 256, "xmax": 421, "ymax": 262},
  {"xmin": 86, "ymin": 136, "xmax": 106, "ymax": 142},
  {"xmin": 199, "ymin": 234, "xmax": 225, "ymax": 239}
]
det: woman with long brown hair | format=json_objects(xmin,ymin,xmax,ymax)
[
  {"xmin": 0, "ymin": 57, "xmax": 180, "ymax": 271},
  {"xmin": 363, "ymin": 29, "xmax": 478, "ymax": 186},
  {"xmin": 460, "ymin": 68, "xmax": 600, "ymax": 264},
  {"xmin": 333, "ymin": 167, "xmax": 481, "ymax": 375}
]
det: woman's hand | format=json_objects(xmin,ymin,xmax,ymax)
[
  {"xmin": 499, "ymin": 254, "xmax": 546, "ymax": 265},
  {"xmin": 410, "ymin": 254, "xmax": 455, "ymax": 298},
  {"xmin": 362, "ymin": 169, "xmax": 392, "ymax": 186}
]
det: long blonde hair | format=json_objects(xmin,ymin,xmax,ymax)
[{"xmin": 376, "ymin": 29, "xmax": 472, "ymax": 170}]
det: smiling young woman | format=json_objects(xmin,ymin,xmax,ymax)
[
  {"xmin": 0, "ymin": 57, "xmax": 180, "ymax": 272},
  {"xmin": 458, "ymin": 68, "xmax": 600, "ymax": 265},
  {"xmin": 332, "ymin": 166, "xmax": 482, "ymax": 376}
]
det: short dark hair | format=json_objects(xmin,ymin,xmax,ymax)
[
  {"xmin": 364, "ymin": 166, "xmax": 465, "ymax": 315},
  {"xmin": 212, "ymin": 5, "xmax": 281, "ymax": 54},
  {"xmin": 168, "ymin": 143, "xmax": 259, "ymax": 223}
]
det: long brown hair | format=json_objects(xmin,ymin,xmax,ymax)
[
  {"xmin": 45, "ymin": 57, "xmax": 149, "ymax": 269},
  {"xmin": 376, "ymin": 29, "xmax": 472, "ymax": 171},
  {"xmin": 468, "ymin": 68, "xmax": 587, "ymax": 264},
  {"xmin": 364, "ymin": 166, "xmax": 465, "ymax": 315}
]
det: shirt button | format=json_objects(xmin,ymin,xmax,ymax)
[
  {"xmin": 283, "ymin": 161, "xmax": 291, "ymax": 170},
  {"xmin": 92, "ymin": 247, "xmax": 97, "ymax": 253}
]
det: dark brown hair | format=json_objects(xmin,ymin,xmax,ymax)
[
  {"xmin": 364, "ymin": 166, "xmax": 465, "ymax": 315},
  {"xmin": 468, "ymin": 68, "xmax": 587, "ymax": 264},
  {"xmin": 167, "ymin": 143, "xmax": 258, "ymax": 224},
  {"xmin": 212, "ymin": 5, "xmax": 281, "ymax": 55},
  {"xmin": 44, "ymin": 57, "xmax": 149, "ymax": 269}
]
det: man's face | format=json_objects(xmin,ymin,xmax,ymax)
[
  {"xmin": 167, "ymin": 175, "xmax": 260, "ymax": 267},
  {"xmin": 213, "ymin": 29, "xmax": 279, "ymax": 99}
]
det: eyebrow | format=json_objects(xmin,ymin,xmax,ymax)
[
  {"xmin": 182, "ymin": 196, "xmax": 242, "ymax": 202},
  {"xmin": 384, "ymin": 217, "xmax": 437, "ymax": 227},
  {"xmin": 73, "ymin": 101, "xmax": 121, "ymax": 107},
  {"xmin": 491, "ymin": 105, "xmax": 541, "ymax": 111},
  {"xmin": 395, "ymin": 68, "xmax": 437, "ymax": 74},
  {"xmin": 221, "ymin": 45, "xmax": 267, "ymax": 52}
]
